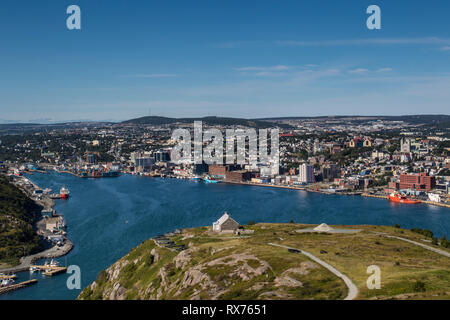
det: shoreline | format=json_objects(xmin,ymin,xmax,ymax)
[
  {"xmin": 0, "ymin": 175, "xmax": 74, "ymax": 274},
  {"xmin": 47, "ymin": 167, "xmax": 447, "ymax": 209},
  {"xmin": 219, "ymin": 181, "xmax": 449, "ymax": 209}
]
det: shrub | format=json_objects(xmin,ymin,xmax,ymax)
[
  {"xmin": 440, "ymin": 235, "xmax": 450, "ymax": 248},
  {"xmin": 410, "ymin": 228, "xmax": 433, "ymax": 238},
  {"xmin": 413, "ymin": 280, "xmax": 426, "ymax": 292}
]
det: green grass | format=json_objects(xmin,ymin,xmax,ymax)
[{"xmin": 78, "ymin": 223, "xmax": 450, "ymax": 300}]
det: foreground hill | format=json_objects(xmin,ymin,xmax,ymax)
[
  {"xmin": 79, "ymin": 223, "xmax": 450, "ymax": 300},
  {"xmin": 0, "ymin": 175, "xmax": 42, "ymax": 266}
]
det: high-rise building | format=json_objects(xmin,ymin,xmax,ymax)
[
  {"xmin": 85, "ymin": 152, "xmax": 97, "ymax": 165},
  {"xmin": 299, "ymin": 163, "xmax": 314, "ymax": 183},
  {"xmin": 322, "ymin": 164, "xmax": 340, "ymax": 182},
  {"xmin": 154, "ymin": 150, "xmax": 170, "ymax": 162}
]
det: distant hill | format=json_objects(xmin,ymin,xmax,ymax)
[
  {"xmin": 0, "ymin": 175, "xmax": 42, "ymax": 266},
  {"xmin": 0, "ymin": 122, "xmax": 113, "ymax": 134},
  {"xmin": 121, "ymin": 116, "xmax": 287, "ymax": 128},
  {"xmin": 257, "ymin": 115, "xmax": 450, "ymax": 125}
]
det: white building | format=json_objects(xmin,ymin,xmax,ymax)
[
  {"xmin": 212, "ymin": 212, "xmax": 239, "ymax": 233},
  {"xmin": 428, "ymin": 193, "xmax": 441, "ymax": 203},
  {"xmin": 299, "ymin": 163, "xmax": 314, "ymax": 183}
]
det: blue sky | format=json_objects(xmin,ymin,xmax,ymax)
[{"xmin": 0, "ymin": 0, "xmax": 449, "ymax": 122}]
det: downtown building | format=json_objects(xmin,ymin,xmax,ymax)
[
  {"xmin": 299, "ymin": 163, "xmax": 315, "ymax": 184},
  {"xmin": 399, "ymin": 173, "xmax": 436, "ymax": 191}
]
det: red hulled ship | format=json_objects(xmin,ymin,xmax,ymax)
[
  {"xmin": 60, "ymin": 186, "xmax": 70, "ymax": 199},
  {"xmin": 388, "ymin": 192, "xmax": 421, "ymax": 204}
]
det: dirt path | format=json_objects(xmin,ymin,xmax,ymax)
[
  {"xmin": 373, "ymin": 232, "xmax": 450, "ymax": 258},
  {"xmin": 268, "ymin": 243, "xmax": 358, "ymax": 300}
]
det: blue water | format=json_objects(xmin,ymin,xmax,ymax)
[{"xmin": 2, "ymin": 172, "xmax": 449, "ymax": 300}]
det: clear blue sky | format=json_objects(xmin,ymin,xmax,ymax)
[{"xmin": 0, "ymin": 0, "xmax": 449, "ymax": 122}]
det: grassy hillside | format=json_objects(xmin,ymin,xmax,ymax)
[
  {"xmin": 79, "ymin": 223, "xmax": 450, "ymax": 300},
  {"xmin": 0, "ymin": 175, "xmax": 42, "ymax": 266}
]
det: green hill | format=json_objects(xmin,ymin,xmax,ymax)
[
  {"xmin": 121, "ymin": 116, "xmax": 288, "ymax": 129},
  {"xmin": 0, "ymin": 175, "xmax": 42, "ymax": 266},
  {"xmin": 79, "ymin": 223, "xmax": 450, "ymax": 300}
]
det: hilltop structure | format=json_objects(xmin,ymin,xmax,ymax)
[{"xmin": 212, "ymin": 212, "xmax": 239, "ymax": 233}]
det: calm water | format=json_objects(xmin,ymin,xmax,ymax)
[{"xmin": 2, "ymin": 172, "xmax": 449, "ymax": 300}]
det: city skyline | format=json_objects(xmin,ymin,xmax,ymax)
[{"xmin": 1, "ymin": 1, "xmax": 450, "ymax": 122}]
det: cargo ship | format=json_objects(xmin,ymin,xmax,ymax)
[
  {"xmin": 60, "ymin": 186, "xmax": 70, "ymax": 199},
  {"xmin": 388, "ymin": 192, "xmax": 421, "ymax": 204}
]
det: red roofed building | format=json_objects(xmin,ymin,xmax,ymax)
[{"xmin": 349, "ymin": 137, "xmax": 363, "ymax": 148}]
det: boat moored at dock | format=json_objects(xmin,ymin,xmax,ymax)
[
  {"xmin": 60, "ymin": 186, "xmax": 70, "ymax": 199},
  {"xmin": 389, "ymin": 192, "xmax": 421, "ymax": 204}
]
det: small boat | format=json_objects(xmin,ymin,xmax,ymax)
[
  {"xmin": 191, "ymin": 176, "xmax": 202, "ymax": 182},
  {"xmin": 389, "ymin": 192, "xmax": 421, "ymax": 204},
  {"xmin": 1, "ymin": 278, "xmax": 15, "ymax": 287},
  {"xmin": 203, "ymin": 176, "xmax": 221, "ymax": 184},
  {"xmin": 60, "ymin": 186, "xmax": 70, "ymax": 199},
  {"xmin": 49, "ymin": 259, "xmax": 61, "ymax": 267},
  {"xmin": 29, "ymin": 266, "xmax": 38, "ymax": 273}
]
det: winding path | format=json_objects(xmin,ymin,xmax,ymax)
[
  {"xmin": 373, "ymin": 232, "xmax": 450, "ymax": 258},
  {"xmin": 268, "ymin": 243, "xmax": 358, "ymax": 300}
]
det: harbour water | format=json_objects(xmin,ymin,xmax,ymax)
[{"xmin": 2, "ymin": 172, "xmax": 449, "ymax": 300}]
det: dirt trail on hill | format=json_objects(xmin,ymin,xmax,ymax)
[{"xmin": 268, "ymin": 243, "xmax": 358, "ymax": 300}]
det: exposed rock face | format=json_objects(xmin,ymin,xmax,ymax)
[
  {"xmin": 78, "ymin": 225, "xmax": 347, "ymax": 301},
  {"xmin": 151, "ymin": 248, "xmax": 159, "ymax": 262}
]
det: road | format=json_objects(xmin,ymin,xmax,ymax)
[
  {"xmin": 268, "ymin": 243, "xmax": 359, "ymax": 300},
  {"xmin": 0, "ymin": 240, "xmax": 73, "ymax": 274}
]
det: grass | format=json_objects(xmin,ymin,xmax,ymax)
[{"xmin": 79, "ymin": 223, "xmax": 450, "ymax": 300}]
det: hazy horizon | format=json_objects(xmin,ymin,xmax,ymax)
[
  {"xmin": 1, "ymin": 113, "xmax": 450, "ymax": 125},
  {"xmin": 1, "ymin": 1, "xmax": 450, "ymax": 122}
]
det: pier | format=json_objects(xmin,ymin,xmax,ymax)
[
  {"xmin": 362, "ymin": 193, "xmax": 450, "ymax": 208},
  {"xmin": 0, "ymin": 274, "xmax": 17, "ymax": 280},
  {"xmin": 0, "ymin": 279, "xmax": 38, "ymax": 295},
  {"xmin": 30, "ymin": 265, "xmax": 67, "ymax": 276},
  {"xmin": 361, "ymin": 193, "xmax": 388, "ymax": 200}
]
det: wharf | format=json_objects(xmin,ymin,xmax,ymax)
[
  {"xmin": 29, "ymin": 169, "xmax": 49, "ymax": 174},
  {"xmin": 30, "ymin": 265, "xmax": 67, "ymax": 276},
  {"xmin": 361, "ymin": 193, "xmax": 388, "ymax": 200},
  {"xmin": 422, "ymin": 200, "xmax": 450, "ymax": 208},
  {"xmin": 60, "ymin": 170, "xmax": 81, "ymax": 177},
  {"xmin": 0, "ymin": 279, "xmax": 38, "ymax": 295},
  {"xmin": 0, "ymin": 274, "xmax": 17, "ymax": 280},
  {"xmin": 362, "ymin": 193, "xmax": 450, "ymax": 208}
]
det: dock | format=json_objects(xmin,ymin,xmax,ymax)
[
  {"xmin": 0, "ymin": 279, "xmax": 38, "ymax": 295},
  {"xmin": 0, "ymin": 274, "xmax": 17, "ymax": 280},
  {"xmin": 362, "ymin": 193, "xmax": 450, "ymax": 208},
  {"xmin": 361, "ymin": 193, "xmax": 388, "ymax": 200},
  {"xmin": 29, "ymin": 265, "xmax": 67, "ymax": 276}
]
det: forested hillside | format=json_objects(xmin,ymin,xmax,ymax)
[{"xmin": 0, "ymin": 175, "xmax": 42, "ymax": 266}]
